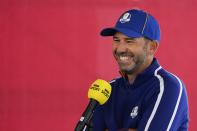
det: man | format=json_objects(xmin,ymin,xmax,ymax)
[{"xmin": 92, "ymin": 9, "xmax": 189, "ymax": 131}]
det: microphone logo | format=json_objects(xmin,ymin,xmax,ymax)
[
  {"xmin": 90, "ymin": 84, "xmax": 100, "ymax": 91},
  {"xmin": 101, "ymin": 89, "xmax": 110, "ymax": 98},
  {"xmin": 88, "ymin": 79, "xmax": 112, "ymax": 105}
]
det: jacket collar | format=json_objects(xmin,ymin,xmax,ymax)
[{"xmin": 119, "ymin": 58, "xmax": 161, "ymax": 86}]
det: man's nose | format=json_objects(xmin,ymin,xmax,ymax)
[{"xmin": 116, "ymin": 41, "xmax": 127, "ymax": 52}]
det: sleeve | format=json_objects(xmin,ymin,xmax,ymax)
[
  {"xmin": 137, "ymin": 74, "xmax": 189, "ymax": 131},
  {"xmin": 92, "ymin": 105, "xmax": 106, "ymax": 131}
]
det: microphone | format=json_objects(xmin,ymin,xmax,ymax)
[{"xmin": 74, "ymin": 79, "xmax": 112, "ymax": 131}]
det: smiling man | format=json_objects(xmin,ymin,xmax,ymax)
[{"xmin": 92, "ymin": 9, "xmax": 189, "ymax": 131}]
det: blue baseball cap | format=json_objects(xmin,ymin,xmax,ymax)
[{"xmin": 100, "ymin": 9, "xmax": 161, "ymax": 42}]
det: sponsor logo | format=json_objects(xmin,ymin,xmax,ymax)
[
  {"xmin": 90, "ymin": 85, "xmax": 100, "ymax": 91},
  {"xmin": 101, "ymin": 89, "xmax": 110, "ymax": 98},
  {"xmin": 90, "ymin": 85, "xmax": 110, "ymax": 98}
]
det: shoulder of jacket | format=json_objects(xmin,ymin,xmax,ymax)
[
  {"xmin": 156, "ymin": 68, "xmax": 185, "ymax": 91},
  {"xmin": 109, "ymin": 77, "xmax": 122, "ymax": 84}
]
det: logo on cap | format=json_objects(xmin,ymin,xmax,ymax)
[{"xmin": 119, "ymin": 12, "xmax": 131, "ymax": 23}]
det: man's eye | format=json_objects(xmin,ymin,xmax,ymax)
[
  {"xmin": 126, "ymin": 40, "xmax": 133, "ymax": 43},
  {"xmin": 113, "ymin": 39, "xmax": 120, "ymax": 42}
]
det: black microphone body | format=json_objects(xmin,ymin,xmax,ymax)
[
  {"xmin": 74, "ymin": 99, "xmax": 98, "ymax": 131},
  {"xmin": 74, "ymin": 79, "xmax": 112, "ymax": 131}
]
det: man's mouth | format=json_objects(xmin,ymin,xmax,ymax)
[
  {"xmin": 117, "ymin": 55, "xmax": 133, "ymax": 63},
  {"xmin": 119, "ymin": 56, "xmax": 130, "ymax": 61}
]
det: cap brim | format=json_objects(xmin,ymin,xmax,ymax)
[{"xmin": 100, "ymin": 27, "xmax": 143, "ymax": 38}]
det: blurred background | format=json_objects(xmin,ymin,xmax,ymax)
[{"xmin": 0, "ymin": 0, "xmax": 196, "ymax": 130}]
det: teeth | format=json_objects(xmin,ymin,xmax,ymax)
[{"xmin": 119, "ymin": 56, "xmax": 129, "ymax": 60}]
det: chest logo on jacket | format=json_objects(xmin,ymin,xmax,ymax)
[{"xmin": 130, "ymin": 106, "xmax": 138, "ymax": 119}]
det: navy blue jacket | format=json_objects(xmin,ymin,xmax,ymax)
[{"xmin": 93, "ymin": 58, "xmax": 189, "ymax": 131}]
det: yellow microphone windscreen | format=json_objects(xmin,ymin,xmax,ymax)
[{"xmin": 88, "ymin": 79, "xmax": 112, "ymax": 105}]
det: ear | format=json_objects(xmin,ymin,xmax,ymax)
[{"xmin": 149, "ymin": 41, "xmax": 159, "ymax": 54}]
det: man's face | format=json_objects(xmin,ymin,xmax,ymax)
[{"xmin": 112, "ymin": 32, "xmax": 151, "ymax": 74}]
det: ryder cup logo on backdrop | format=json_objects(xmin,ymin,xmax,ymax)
[{"xmin": 120, "ymin": 12, "xmax": 131, "ymax": 23}]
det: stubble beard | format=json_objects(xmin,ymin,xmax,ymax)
[
  {"xmin": 119, "ymin": 54, "xmax": 146, "ymax": 75},
  {"xmin": 117, "ymin": 44, "xmax": 148, "ymax": 75}
]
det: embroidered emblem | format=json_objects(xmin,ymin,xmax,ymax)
[
  {"xmin": 120, "ymin": 12, "xmax": 131, "ymax": 23},
  {"xmin": 130, "ymin": 106, "xmax": 138, "ymax": 119}
]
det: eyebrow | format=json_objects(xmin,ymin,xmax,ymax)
[
  {"xmin": 113, "ymin": 36, "xmax": 118, "ymax": 39},
  {"xmin": 125, "ymin": 38, "xmax": 136, "ymax": 41}
]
